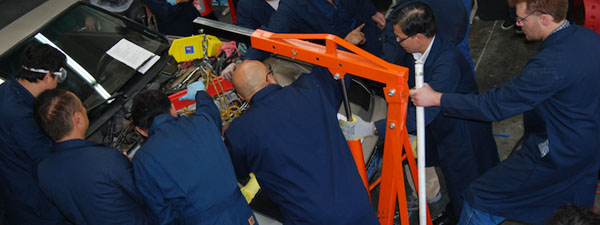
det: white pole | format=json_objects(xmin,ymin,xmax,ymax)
[{"xmin": 415, "ymin": 60, "xmax": 426, "ymax": 225}]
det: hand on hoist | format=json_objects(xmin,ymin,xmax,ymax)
[
  {"xmin": 338, "ymin": 114, "xmax": 374, "ymax": 140},
  {"xmin": 179, "ymin": 81, "xmax": 206, "ymax": 101}
]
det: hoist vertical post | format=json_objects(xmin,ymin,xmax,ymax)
[
  {"xmin": 415, "ymin": 61, "xmax": 426, "ymax": 225},
  {"xmin": 340, "ymin": 78, "xmax": 371, "ymax": 200}
]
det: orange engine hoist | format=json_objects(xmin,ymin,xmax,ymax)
[{"xmin": 193, "ymin": 18, "xmax": 432, "ymax": 225}]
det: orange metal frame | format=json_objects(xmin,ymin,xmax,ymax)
[{"xmin": 250, "ymin": 29, "xmax": 432, "ymax": 225}]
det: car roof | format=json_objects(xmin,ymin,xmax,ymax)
[{"xmin": 0, "ymin": 0, "xmax": 80, "ymax": 56}]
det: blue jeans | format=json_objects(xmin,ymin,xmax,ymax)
[{"xmin": 458, "ymin": 201, "xmax": 505, "ymax": 225}]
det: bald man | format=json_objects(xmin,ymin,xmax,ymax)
[
  {"xmin": 231, "ymin": 61, "xmax": 279, "ymax": 101},
  {"xmin": 224, "ymin": 61, "xmax": 378, "ymax": 225}
]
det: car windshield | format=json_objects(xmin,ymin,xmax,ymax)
[{"xmin": 0, "ymin": 4, "xmax": 169, "ymax": 109}]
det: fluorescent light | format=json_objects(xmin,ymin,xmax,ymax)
[
  {"xmin": 0, "ymin": 78, "xmax": 4, "ymax": 85},
  {"xmin": 33, "ymin": 33, "xmax": 111, "ymax": 100}
]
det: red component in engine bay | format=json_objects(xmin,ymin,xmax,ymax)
[{"xmin": 169, "ymin": 76, "xmax": 234, "ymax": 111}]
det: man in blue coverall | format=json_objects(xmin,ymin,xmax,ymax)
[
  {"xmin": 143, "ymin": 0, "xmax": 217, "ymax": 36},
  {"xmin": 131, "ymin": 85, "xmax": 257, "ymax": 225},
  {"xmin": 224, "ymin": 60, "xmax": 379, "ymax": 225},
  {"xmin": 236, "ymin": 0, "xmax": 278, "ymax": 30},
  {"xmin": 0, "ymin": 43, "xmax": 71, "ymax": 225},
  {"xmin": 244, "ymin": 0, "xmax": 386, "ymax": 60},
  {"xmin": 410, "ymin": 0, "xmax": 600, "ymax": 224},
  {"xmin": 34, "ymin": 89, "xmax": 149, "ymax": 225},
  {"xmin": 340, "ymin": 2, "xmax": 499, "ymax": 224}
]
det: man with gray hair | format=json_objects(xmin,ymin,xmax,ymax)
[{"xmin": 410, "ymin": 0, "xmax": 600, "ymax": 224}]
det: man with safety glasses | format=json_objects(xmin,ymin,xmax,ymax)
[
  {"xmin": 339, "ymin": 3, "xmax": 499, "ymax": 224},
  {"xmin": 0, "ymin": 42, "xmax": 71, "ymax": 225},
  {"xmin": 410, "ymin": 0, "xmax": 600, "ymax": 224}
]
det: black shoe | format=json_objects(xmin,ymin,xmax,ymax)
[
  {"xmin": 432, "ymin": 211, "xmax": 458, "ymax": 225},
  {"xmin": 406, "ymin": 194, "xmax": 419, "ymax": 212},
  {"xmin": 501, "ymin": 17, "xmax": 516, "ymax": 30},
  {"xmin": 432, "ymin": 204, "xmax": 458, "ymax": 225}
]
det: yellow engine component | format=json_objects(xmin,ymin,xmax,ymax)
[{"xmin": 169, "ymin": 35, "xmax": 222, "ymax": 62}]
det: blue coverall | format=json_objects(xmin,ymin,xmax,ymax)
[
  {"xmin": 244, "ymin": 0, "xmax": 383, "ymax": 60},
  {"xmin": 235, "ymin": 0, "xmax": 276, "ymax": 30},
  {"xmin": 374, "ymin": 36, "xmax": 499, "ymax": 216},
  {"xmin": 383, "ymin": 0, "xmax": 471, "ymax": 68},
  {"xmin": 142, "ymin": 0, "xmax": 200, "ymax": 36},
  {"xmin": 37, "ymin": 139, "xmax": 149, "ymax": 225},
  {"xmin": 0, "ymin": 79, "xmax": 70, "ymax": 225},
  {"xmin": 441, "ymin": 25, "xmax": 600, "ymax": 225},
  {"xmin": 224, "ymin": 66, "xmax": 379, "ymax": 225},
  {"xmin": 133, "ymin": 91, "xmax": 255, "ymax": 225}
]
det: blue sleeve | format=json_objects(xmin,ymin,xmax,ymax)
[
  {"xmin": 376, "ymin": 21, "xmax": 403, "ymax": 138},
  {"xmin": 361, "ymin": 0, "xmax": 377, "ymax": 17},
  {"xmin": 244, "ymin": 44, "xmax": 271, "ymax": 61},
  {"xmin": 294, "ymin": 66, "xmax": 352, "ymax": 109},
  {"xmin": 382, "ymin": 19, "xmax": 398, "ymax": 63},
  {"xmin": 142, "ymin": 0, "xmax": 190, "ymax": 22},
  {"xmin": 109, "ymin": 152, "xmax": 148, "ymax": 212},
  {"xmin": 235, "ymin": 0, "xmax": 260, "ymax": 29},
  {"xmin": 376, "ymin": 46, "xmax": 464, "ymax": 135},
  {"xmin": 372, "ymin": 20, "xmax": 403, "ymax": 139},
  {"xmin": 374, "ymin": 119, "xmax": 387, "ymax": 139},
  {"xmin": 133, "ymin": 153, "xmax": 174, "ymax": 225},
  {"xmin": 223, "ymin": 130, "xmax": 251, "ymax": 180},
  {"xmin": 14, "ymin": 117, "xmax": 53, "ymax": 166},
  {"xmin": 436, "ymin": 0, "xmax": 468, "ymax": 46},
  {"xmin": 193, "ymin": 91, "xmax": 222, "ymax": 131},
  {"xmin": 406, "ymin": 52, "xmax": 464, "ymax": 132},
  {"xmin": 441, "ymin": 59, "xmax": 562, "ymax": 121},
  {"xmin": 382, "ymin": 9, "xmax": 410, "ymax": 64},
  {"xmin": 244, "ymin": 0, "xmax": 298, "ymax": 60}
]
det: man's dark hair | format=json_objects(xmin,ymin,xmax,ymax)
[
  {"xmin": 131, "ymin": 90, "xmax": 172, "ymax": 130},
  {"xmin": 18, "ymin": 42, "xmax": 66, "ymax": 83},
  {"xmin": 34, "ymin": 89, "xmax": 81, "ymax": 141},
  {"xmin": 390, "ymin": 2, "xmax": 437, "ymax": 38},
  {"xmin": 547, "ymin": 204, "xmax": 600, "ymax": 225}
]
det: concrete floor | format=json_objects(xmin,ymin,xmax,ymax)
[{"xmin": 470, "ymin": 19, "xmax": 538, "ymax": 161}]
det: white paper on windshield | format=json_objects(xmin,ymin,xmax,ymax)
[{"xmin": 106, "ymin": 38, "xmax": 160, "ymax": 74}]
